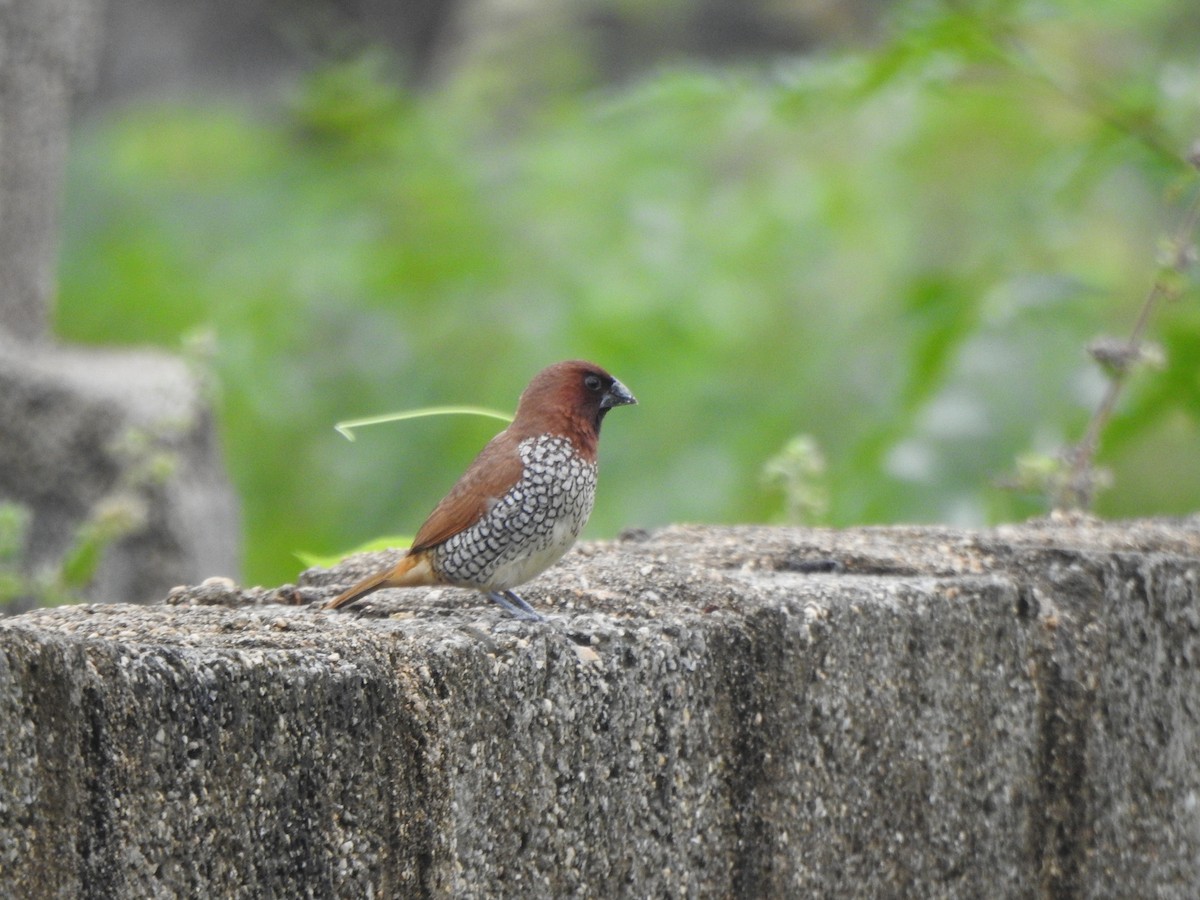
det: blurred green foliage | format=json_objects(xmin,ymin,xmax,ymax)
[
  {"xmin": 56, "ymin": 0, "xmax": 1200, "ymax": 587},
  {"xmin": 1, "ymin": 421, "xmax": 166, "ymax": 610},
  {"xmin": 0, "ymin": 496, "xmax": 138, "ymax": 609}
]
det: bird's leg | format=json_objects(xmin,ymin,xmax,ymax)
[
  {"xmin": 502, "ymin": 589, "xmax": 544, "ymax": 618},
  {"xmin": 485, "ymin": 590, "xmax": 545, "ymax": 621}
]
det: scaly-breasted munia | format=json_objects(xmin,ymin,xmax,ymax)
[{"xmin": 325, "ymin": 360, "xmax": 636, "ymax": 619}]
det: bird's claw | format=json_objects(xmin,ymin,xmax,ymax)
[{"xmin": 486, "ymin": 590, "xmax": 545, "ymax": 621}]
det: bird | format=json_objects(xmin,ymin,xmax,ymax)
[{"xmin": 325, "ymin": 360, "xmax": 637, "ymax": 620}]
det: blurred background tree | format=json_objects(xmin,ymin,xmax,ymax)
[{"xmin": 55, "ymin": 0, "xmax": 1200, "ymax": 587}]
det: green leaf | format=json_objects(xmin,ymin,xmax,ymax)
[{"xmin": 295, "ymin": 535, "xmax": 414, "ymax": 569}]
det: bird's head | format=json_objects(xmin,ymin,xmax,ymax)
[{"xmin": 512, "ymin": 360, "xmax": 637, "ymax": 456}]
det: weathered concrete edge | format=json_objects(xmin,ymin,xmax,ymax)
[{"xmin": 1, "ymin": 521, "xmax": 1199, "ymax": 898}]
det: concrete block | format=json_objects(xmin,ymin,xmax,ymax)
[{"xmin": 1, "ymin": 520, "xmax": 1198, "ymax": 896}]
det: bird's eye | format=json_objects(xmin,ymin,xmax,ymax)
[{"xmin": 584, "ymin": 374, "xmax": 603, "ymax": 391}]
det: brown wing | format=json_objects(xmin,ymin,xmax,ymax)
[{"xmin": 408, "ymin": 433, "xmax": 524, "ymax": 553}]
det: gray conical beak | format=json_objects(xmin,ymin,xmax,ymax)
[{"xmin": 601, "ymin": 378, "xmax": 637, "ymax": 409}]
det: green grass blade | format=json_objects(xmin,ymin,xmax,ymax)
[{"xmin": 334, "ymin": 406, "xmax": 513, "ymax": 441}]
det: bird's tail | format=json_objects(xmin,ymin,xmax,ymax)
[{"xmin": 324, "ymin": 553, "xmax": 431, "ymax": 610}]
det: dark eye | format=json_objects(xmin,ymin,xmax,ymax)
[{"xmin": 584, "ymin": 374, "xmax": 603, "ymax": 392}]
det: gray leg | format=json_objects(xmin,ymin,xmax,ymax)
[
  {"xmin": 503, "ymin": 589, "xmax": 544, "ymax": 619},
  {"xmin": 504, "ymin": 592, "xmax": 547, "ymax": 619},
  {"xmin": 485, "ymin": 591, "xmax": 544, "ymax": 621}
]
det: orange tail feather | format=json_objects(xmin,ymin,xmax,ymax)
[{"xmin": 324, "ymin": 553, "xmax": 434, "ymax": 610}]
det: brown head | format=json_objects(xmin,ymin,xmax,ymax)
[{"xmin": 510, "ymin": 360, "xmax": 637, "ymax": 460}]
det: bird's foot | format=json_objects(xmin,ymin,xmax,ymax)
[{"xmin": 485, "ymin": 590, "xmax": 545, "ymax": 621}]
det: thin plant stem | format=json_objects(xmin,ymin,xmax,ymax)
[{"xmin": 1059, "ymin": 183, "xmax": 1200, "ymax": 510}]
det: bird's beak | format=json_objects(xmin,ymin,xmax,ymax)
[{"xmin": 601, "ymin": 378, "xmax": 637, "ymax": 409}]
